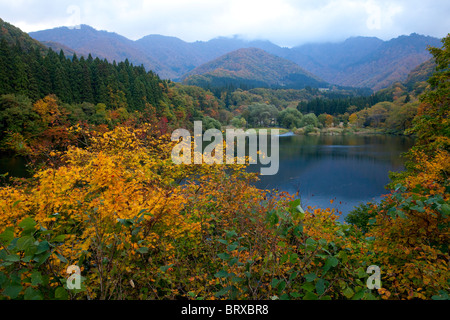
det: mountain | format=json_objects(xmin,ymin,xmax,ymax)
[
  {"xmin": 29, "ymin": 25, "xmax": 166, "ymax": 75},
  {"xmin": 134, "ymin": 34, "xmax": 204, "ymax": 80},
  {"xmin": 285, "ymin": 34, "xmax": 441, "ymax": 91},
  {"xmin": 29, "ymin": 23, "xmax": 441, "ymax": 90},
  {"xmin": 39, "ymin": 41, "xmax": 78, "ymax": 58},
  {"xmin": 0, "ymin": 18, "xmax": 47, "ymax": 52},
  {"xmin": 30, "ymin": 26, "xmax": 292, "ymax": 81},
  {"xmin": 182, "ymin": 47, "xmax": 327, "ymax": 90}
]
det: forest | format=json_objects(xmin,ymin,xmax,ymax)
[{"xmin": 0, "ymin": 26, "xmax": 448, "ymax": 301}]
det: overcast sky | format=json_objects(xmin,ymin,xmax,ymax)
[{"xmin": 1, "ymin": 0, "xmax": 449, "ymax": 47}]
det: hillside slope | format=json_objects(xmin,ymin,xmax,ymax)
[
  {"xmin": 182, "ymin": 47, "xmax": 327, "ymax": 90},
  {"xmin": 287, "ymin": 34, "xmax": 441, "ymax": 91},
  {"xmin": 0, "ymin": 18, "xmax": 47, "ymax": 52},
  {"xmin": 30, "ymin": 25, "xmax": 166, "ymax": 75}
]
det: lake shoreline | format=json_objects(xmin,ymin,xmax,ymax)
[{"xmin": 291, "ymin": 127, "xmax": 414, "ymax": 137}]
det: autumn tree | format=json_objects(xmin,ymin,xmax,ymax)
[
  {"xmin": 409, "ymin": 34, "xmax": 450, "ymax": 154},
  {"xmin": 361, "ymin": 34, "xmax": 450, "ymax": 300}
]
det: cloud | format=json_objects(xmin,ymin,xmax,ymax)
[{"xmin": 0, "ymin": 0, "xmax": 448, "ymax": 46}]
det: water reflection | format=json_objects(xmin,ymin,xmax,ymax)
[{"xmin": 249, "ymin": 134, "xmax": 415, "ymax": 220}]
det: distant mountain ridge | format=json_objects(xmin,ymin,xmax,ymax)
[
  {"xmin": 285, "ymin": 33, "xmax": 441, "ymax": 90},
  {"xmin": 30, "ymin": 25, "xmax": 166, "ymax": 75},
  {"xmin": 182, "ymin": 47, "xmax": 327, "ymax": 90},
  {"xmin": 28, "ymin": 23, "xmax": 442, "ymax": 91}
]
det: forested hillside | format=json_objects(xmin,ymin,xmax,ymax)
[
  {"xmin": 183, "ymin": 47, "xmax": 327, "ymax": 90},
  {"xmin": 0, "ymin": 23, "xmax": 225, "ymax": 159},
  {"xmin": 0, "ymin": 18, "xmax": 47, "ymax": 53}
]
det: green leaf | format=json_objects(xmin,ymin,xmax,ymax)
[
  {"xmin": 289, "ymin": 271, "xmax": 298, "ymax": 282},
  {"xmin": 267, "ymin": 211, "xmax": 279, "ymax": 226},
  {"xmin": 0, "ymin": 272, "xmax": 6, "ymax": 287},
  {"xmin": 215, "ymin": 286, "xmax": 231, "ymax": 297},
  {"xmin": 277, "ymin": 241, "xmax": 286, "ymax": 248},
  {"xmin": 19, "ymin": 218, "xmax": 36, "ymax": 232},
  {"xmin": 3, "ymin": 284, "xmax": 23, "ymax": 299},
  {"xmin": 271, "ymin": 279, "xmax": 280, "ymax": 288},
  {"xmin": 54, "ymin": 252, "xmax": 68, "ymax": 263},
  {"xmin": 357, "ymin": 267, "xmax": 367, "ymax": 279},
  {"xmin": 306, "ymin": 238, "xmax": 316, "ymax": 251},
  {"xmin": 289, "ymin": 199, "xmax": 301, "ymax": 211},
  {"xmin": 35, "ymin": 251, "xmax": 51, "ymax": 266},
  {"xmin": 303, "ymin": 292, "xmax": 318, "ymax": 300},
  {"xmin": 0, "ymin": 228, "xmax": 14, "ymax": 245},
  {"xmin": 226, "ymin": 230, "xmax": 238, "ymax": 239},
  {"xmin": 277, "ymin": 280, "xmax": 286, "ymax": 293},
  {"xmin": 55, "ymin": 287, "xmax": 69, "ymax": 300},
  {"xmin": 228, "ymin": 257, "xmax": 239, "ymax": 267},
  {"xmin": 17, "ymin": 236, "xmax": 34, "ymax": 251},
  {"xmin": 138, "ymin": 209, "xmax": 150, "ymax": 216},
  {"xmin": 301, "ymin": 282, "xmax": 315, "ymax": 292},
  {"xmin": 117, "ymin": 219, "xmax": 133, "ymax": 227},
  {"xmin": 35, "ymin": 241, "xmax": 50, "ymax": 255},
  {"xmin": 132, "ymin": 227, "xmax": 142, "ymax": 236},
  {"xmin": 323, "ymin": 256, "xmax": 339, "ymax": 272},
  {"xmin": 5, "ymin": 254, "xmax": 20, "ymax": 262},
  {"xmin": 280, "ymin": 293, "xmax": 290, "ymax": 300},
  {"xmin": 432, "ymin": 290, "xmax": 450, "ymax": 300},
  {"xmin": 439, "ymin": 204, "xmax": 450, "ymax": 217},
  {"xmin": 343, "ymin": 287, "xmax": 354, "ymax": 299},
  {"xmin": 231, "ymin": 277, "xmax": 244, "ymax": 284},
  {"xmin": 364, "ymin": 292, "xmax": 377, "ymax": 300},
  {"xmin": 215, "ymin": 270, "xmax": 229, "ymax": 278},
  {"xmin": 315, "ymin": 278, "xmax": 326, "ymax": 295},
  {"xmin": 290, "ymin": 253, "xmax": 299, "ymax": 263},
  {"xmin": 293, "ymin": 224, "xmax": 303, "ymax": 236},
  {"xmin": 337, "ymin": 250, "xmax": 348, "ymax": 263},
  {"xmin": 136, "ymin": 247, "xmax": 149, "ymax": 254},
  {"xmin": 352, "ymin": 288, "xmax": 365, "ymax": 300},
  {"xmin": 217, "ymin": 253, "xmax": 230, "ymax": 260},
  {"xmin": 12, "ymin": 200, "xmax": 21, "ymax": 208},
  {"xmin": 290, "ymin": 292, "xmax": 302, "ymax": 299},
  {"xmin": 160, "ymin": 264, "xmax": 174, "ymax": 273},
  {"xmin": 24, "ymin": 287, "xmax": 43, "ymax": 300},
  {"xmin": 280, "ymin": 253, "xmax": 289, "ymax": 264},
  {"xmin": 305, "ymin": 273, "xmax": 317, "ymax": 282},
  {"xmin": 52, "ymin": 235, "xmax": 66, "ymax": 243},
  {"xmin": 31, "ymin": 271, "xmax": 44, "ymax": 286}
]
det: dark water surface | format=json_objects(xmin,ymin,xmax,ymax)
[
  {"xmin": 249, "ymin": 134, "xmax": 415, "ymax": 220},
  {"xmin": 0, "ymin": 155, "xmax": 30, "ymax": 180}
]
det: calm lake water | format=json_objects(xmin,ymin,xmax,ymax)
[{"xmin": 248, "ymin": 134, "xmax": 415, "ymax": 220}]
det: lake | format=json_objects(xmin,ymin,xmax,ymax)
[{"xmin": 248, "ymin": 134, "xmax": 415, "ymax": 220}]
